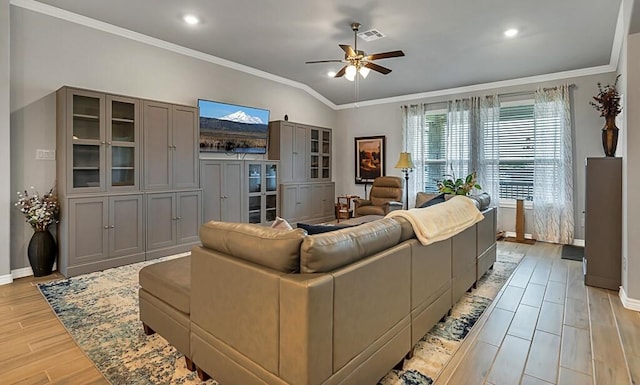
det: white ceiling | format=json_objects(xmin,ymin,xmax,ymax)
[{"xmin": 32, "ymin": 0, "xmax": 625, "ymax": 106}]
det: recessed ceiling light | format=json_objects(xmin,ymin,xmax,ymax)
[
  {"xmin": 504, "ymin": 28, "xmax": 518, "ymax": 38},
  {"xmin": 183, "ymin": 15, "xmax": 199, "ymax": 25},
  {"xmin": 327, "ymin": 71, "xmax": 336, "ymax": 78}
]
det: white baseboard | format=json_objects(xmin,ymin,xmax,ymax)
[
  {"xmin": 0, "ymin": 273, "xmax": 12, "ymax": 285},
  {"xmin": 619, "ymin": 286, "xmax": 640, "ymax": 311},
  {"xmin": 572, "ymin": 239, "xmax": 585, "ymax": 247},
  {"xmin": 12, "ymin": 267, "xmax": 34, "ymax": 279},
  {"xmin": 502, "ymin": 232, "xmax": 585, "ymax": 247}
]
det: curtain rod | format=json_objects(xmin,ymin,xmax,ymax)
[
  {"xmin": 401, "ymin": 83, "xmax": 577, "ymax": 108},
  {"xmin": 498, "ymin": 83, "xmax": 575, "ymax": 98}
]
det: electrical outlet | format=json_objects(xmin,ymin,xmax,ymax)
[{"xmin": 36, "ymin": 149, "xmax": 56, "ymax": 161}]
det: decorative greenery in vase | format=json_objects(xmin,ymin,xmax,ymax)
[
  {"xmin": 436, "ymin": 170, "xmax": 481, "ymax": 195},
  {"xmin": 590, "ymin": 74, "xmax": 622, "ymax": 117},
  {"xmin": 15, "ymin": 186, "xmax": 60, "ymax": 231}
]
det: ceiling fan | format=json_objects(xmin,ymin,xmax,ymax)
[{"xmin": 306, "ymin": 22, "xmax": 405, "ymax": 81}]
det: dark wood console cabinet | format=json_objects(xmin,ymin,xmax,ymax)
[{"xmin": 584, "ymin": 157, "xmax": 621, "ymax": 290}]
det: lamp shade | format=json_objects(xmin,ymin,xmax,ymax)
[
  {"xmin": 345, "ymin": 65, "xmax": 357, "ymax": 81},
  {"xmin": 394, "ymin": 152, "xmax": 414, "ymax": 169},
  {"xmin": 358, "ymin": 66, "xmax": 370, "ymax": 79}
]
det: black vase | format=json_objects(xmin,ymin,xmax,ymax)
[
  {"xmin": 27, "ymin": 229, "xmax": 57, "ymax": 277},
  {"xmin": 602, "ymin": 115, "xmax": 619, "ymax": 157}
]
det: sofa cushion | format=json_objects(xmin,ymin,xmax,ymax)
[
  {"xmin": 300, "ymin": 218, "xmax": 402, "ymax": 273},
  {"xmin": 200, "ymin": 221, "xmax": 306, "ymax": 273},
  {"xmin": 139, "ymin": 256, "xmax": 191, "ymax": 314},
  {"xmin": 296, "ymin": 222, "xmax": 357, "ymax": 235},
  {"xmin": 389, "ymin": 216, "xmax": 416, "ymax": 242}
]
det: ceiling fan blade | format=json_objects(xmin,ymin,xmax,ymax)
[
  {"xmin": 363, "ymin": 62, "xmax": 392, "ymax": 75},
  {"xmin": 339, "ymin": 44, "xmax": 356, "ymax": 57},
  {"xmin": 365, "ymin": 50, "xmax": 405, "ymax": 60},
  {"xmin": 305, "ymin": 59, "xmax": 344, "ymax": 64},
  {"xmin": 334, "ymin": 65, "xmax": 348, "ymax": 78}
]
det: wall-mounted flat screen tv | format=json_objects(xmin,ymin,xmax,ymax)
[{"xmin": 198, "ymin": 99, "xmax": 270, "ymax": 154}]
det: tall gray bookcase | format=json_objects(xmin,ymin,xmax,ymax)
[
  {"xmin": 56, "ymin": 86, "xmax": 201, "ymax": 276},
  {"xmin": 584, "ymin": 157, "xmax": 622, "ymax": 290},
  {"xmin": 268, "ymin": 120, "xmax": 335, "ymax": 224}
]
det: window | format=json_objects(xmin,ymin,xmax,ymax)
[
  {"xmin": 420, "ymin": 111, "xmax": 447, "ymax": 193},
  {"xmin": 419, "ymin": 101, "xmax": 535, "ymax": 200},
  {"xmin": 498, "ymin": 102, "xmax": 534, "ymax": 200}
]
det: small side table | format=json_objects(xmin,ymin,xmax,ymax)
[{"xmin": 336, "ymin": 195, "xmax": 359, "ymax": 222}]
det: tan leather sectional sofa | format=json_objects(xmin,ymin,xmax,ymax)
[{"xmin": 139, "ymin": 207, "xmax": 496, "ymax": 385}]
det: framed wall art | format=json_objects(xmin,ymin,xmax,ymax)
[{"xmin": 354, "ymin": 135, "xmax": 386, "ymax": 183}]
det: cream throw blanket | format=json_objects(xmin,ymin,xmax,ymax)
[{"xmin": 386, "ymin": 195, "xmax": 485, "ymax": 246}]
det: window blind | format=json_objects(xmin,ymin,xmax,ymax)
[{"xmin": 499, "ymin": 103, "xmax": 534, "ymax": 200}]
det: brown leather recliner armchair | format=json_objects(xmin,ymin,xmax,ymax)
[{"xmin": 354, "ymin": 176, "xmax": 404, "ymax": 217}]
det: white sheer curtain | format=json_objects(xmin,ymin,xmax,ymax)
[
  {"xmin": 533, "ymin": 84, "xmax": 574, "ymax": 244},
  {"xmin": 475, "ymin": 95, "xmax": 501, "ymax": 204},
  {"xmin": 401, "ymin": 95, "xmax": 500, "ymax": 208},
  {"xmin": 401, "ymin": 104, "xmax": 425, "ymax": 208},
  {"xmin": 446, "ymin": 99, "xmax": 471, "ymax": 180}
]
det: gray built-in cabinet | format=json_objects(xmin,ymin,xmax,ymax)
[
  {"xmin": 200, "ymin": 160, "xmax": 244, "ymax": 223},
  {"xmin": 143, "ymin": 101, "xmax": 199, "ymax": 190},
  {"xmin": 145, "ymin": 191, "xmax": 202, "ymax": 260},
  {"xmin": 268, "ymin": 120, "xmax": 334, "ymax": 224},
  {"xmin": 200, "ymin": 159, "xmax": 279, "ymax": 224},
  {"xmin": 56, "ymin": 86, "xmax": 202, "ymax": 276}
]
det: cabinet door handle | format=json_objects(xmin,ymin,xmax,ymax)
[
  {"xmin": 177, "ymin": 216, "xmax": 181, "ymax": 220},
  {"xmin": 104, "ymin": 225, "xmax": 109, "ymax": 229},
  {"xmin": 173, "ymin": 145, "xmax": 177, "ymax": 149},
  {"xmin": 110, "ymin": 225, "xmax": 115, "ymax": 228},
  {"xmin": 107, "ymin": 142, "xmax": 112, "ymax": 146},
  {"xmin": 101, "ymin": 141, "xmax": 106, "ymax": 145}
]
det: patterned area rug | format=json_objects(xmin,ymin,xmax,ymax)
[{"xmin": 38, "ymin": 248, "xmax": 523, "ymax": 385}]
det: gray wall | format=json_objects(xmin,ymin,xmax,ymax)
[
  {"xmin": 9, "ymin": 6, "xmax": 335, "ymax": 270},
  {"xmin": 1, "ymin": 0, "xmax": 10, "ymax": 279},
  {"xmin": 333, "ymin": 73, "xmax": 617, "ymax": 241}
]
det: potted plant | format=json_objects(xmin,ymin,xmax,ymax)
[
  {"xmin": 590, "ymin": 74, "xmax": 622, "ymax": 157},
  {"xmin": 436, "ymin": 171, "xmax": 481, "ymax": 195},
  {"xmin": 15, "ymin": 186, "xmax": 60, "ymax": 276}
]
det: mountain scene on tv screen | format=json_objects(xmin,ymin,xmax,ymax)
[{"xmin": 199, "ymin": 111, "xmax": 268, "ymax": 153}]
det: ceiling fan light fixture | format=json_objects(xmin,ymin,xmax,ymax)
[
  {"xmin": 359, "ymin": 66, "xmax": 370, "ymax": 79},
  {"xmin": 345, "ymin": 65, "xmax": 357, "ymax": 81}
]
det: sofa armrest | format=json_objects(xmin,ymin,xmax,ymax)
[{"xmin": 385, "ymin": 201, "xmax": 404, "ymax": 213}]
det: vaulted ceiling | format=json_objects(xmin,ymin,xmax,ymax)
[{"xmin": 32, "ymin": 0, "xmax": 626, "ymax": 106}]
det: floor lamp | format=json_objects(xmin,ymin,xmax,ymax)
[{"xmin": 395, "ymin": 152, "xmax": 414, "ymax": 210}]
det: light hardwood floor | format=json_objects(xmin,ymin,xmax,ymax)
[
  {"xmin": 436, "ymin": 241, "xmax": 639, "ymax": 385},
  {"xmin": 0, "ymin": 242, "xmax": 638, "ymax": 385}
]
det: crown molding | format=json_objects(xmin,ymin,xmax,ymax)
[
  {"xmin": 10, "ymin": 0, "xmax": 622, "ymax": 111},
  {"xmin": 9, "ymin": 0, "xmax": 337, "ymax": 109},
  {"xmin": 335, "ymin": 64, "xmax": 617, "ymax": 110}
]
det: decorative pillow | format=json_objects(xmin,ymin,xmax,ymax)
[
  {"xmin": 297, "ymin": 222, "xmax": 357, "ymax": 235},
  {"xmin": 271, "ymin": 216, "xmax": 293, "ymax": 230},
  {"xmin": 415, "ymin": 192, "xmax": 439, "ymax": 208},
  {"xmin": 418, "ymin": 193, "xmax": 447, "ymax": 208}
]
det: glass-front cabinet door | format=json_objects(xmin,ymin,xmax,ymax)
[
  {"xmin": 67, "ymin": 90, "xmax": 139, "ymax": 193},
  {"xmin": 107, "ymin": 96, "xmax": 139, "ymax": 190},
  {"xmin": 246, "ymin": 161, "xmax": 278, "ymax": 224},
  {"xmin": 247, "ymin": 163, "xmax": 263, "ymax": 223},
  {"xmin": 264, "ymin": 162, "xmax": 278, "ymax": 223},
  {"xmin": 69, "ymin": 90, "xmax": 105, "ymax": 192},
  {"xmin": 309, "ymin": 127, "xmax": 331, "ymax": 181}
]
